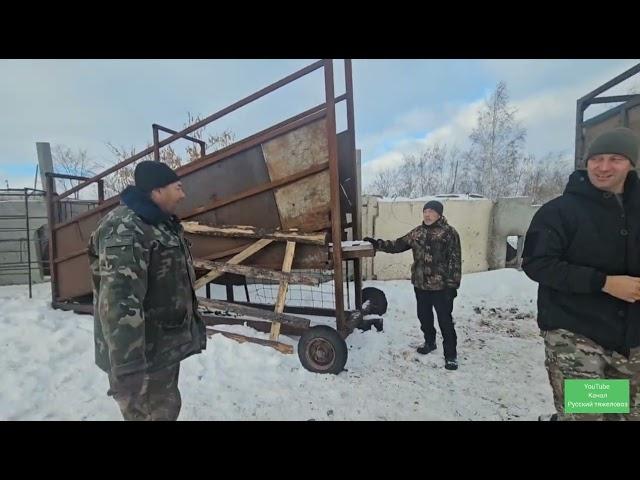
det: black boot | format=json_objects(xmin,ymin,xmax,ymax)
[
  {"xmin": 417, "ymin": 342, "xmax": 437, "ymax": 355},
  {"xmin": 372, "ymin": 318, "xmax": 384, "ymax": 332},
  {"xmin": 537, "ymin": 413, "xmax": 558, "ymax": 421},
  {"xmin": 444, "ymin": 358, "xmax": 458, "ymax": 370}
]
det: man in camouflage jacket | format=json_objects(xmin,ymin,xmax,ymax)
[
  {"xmin": 88, "ymin": 161, "xmax": 206, "ymax": 421},
  {"xmin": 365, "ymin": 200, "xmax": 462, "ymax": 370}
]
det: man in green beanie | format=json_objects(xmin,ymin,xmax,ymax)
[{"xmin": 523, "ymin": 127, "xmax": 640, "ymax": 420}]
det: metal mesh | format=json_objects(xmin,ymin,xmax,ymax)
[{"xmin": 245, "ymin": 268, "xmax": 336, "ymax": 309}]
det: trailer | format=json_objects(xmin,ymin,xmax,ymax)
[{"xmin": 44, "ymin": 59, "xmax": 387, "ymax": 374}]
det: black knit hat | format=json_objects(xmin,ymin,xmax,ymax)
[
  {"xmin": 423, "ymin": 200, "xmax": 443, "ymax": 216},
  {"xmin": 585, "ymin": 127, "xmax": 639, "ymax": 166},
  {"xmin": 134, "ymin": 161, "xmax": 180, "ymax": 192}
]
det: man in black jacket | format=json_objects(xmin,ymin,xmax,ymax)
[{"xmin": 522, "ymin": 127, "xmax": 640, "ymax": 421}]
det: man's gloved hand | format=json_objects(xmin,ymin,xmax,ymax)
[
  {"xmin": 447, "ymin": 288, "xmax": 458, "ymax": 300},
  {"xmin": 363, "ymin": 237, "xmax": 379, "ymax": 249}
]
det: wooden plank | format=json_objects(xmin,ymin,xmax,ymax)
[
  {"xmin": 229, "ymin": 301, "xmax": 339, "ymax": 318},
  {"xmin": 329, "ymin": 241, "xmax": 375, "ymax": 259},
  {"xmin": 198, "ymin": 297, "xmax": 311, "ymax": 328},
  {"xmin": 206, "ymin": 328, "xmax": 294, "ymax": 354},
  {"xmin": 270, "ymin": 241, "xmax": 296, "ymax": 341},
  {"xmin": 200, "ymin": 314, "xmax": 307, "ymax": 336},
  {"xmin": 182, "ymin": 222, "xmax": 328, "ymax": 245},
  {"xmin": 192, "ymin": 259, "xmax": 321, "ymax": 286},
  {"xmin": 194, "ymin": 238, "xmax": 273, "ymax": 290},
  {"xmin": 201, "ymin": 244, "xmax": 253, "ymax": 261},
  {"xmin": 339, "ymin": 249, "xmax": 376, "ymax": 260}
]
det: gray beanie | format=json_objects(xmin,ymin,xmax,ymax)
[
  {"xmin": 585, "ymin": 127, "xmax": 639, "ymax": 166},
  {"xmin": 423, "ymin": 200, "xmax": 443, "ymax": 216}
]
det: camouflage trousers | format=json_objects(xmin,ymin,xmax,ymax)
[
  {"xmin": 108, "ymin": 363, "xmax": 182, "ymax": 421},
  {"xmin": 543, "ymin": 328, "xmax": 640, "ymax": 421}
]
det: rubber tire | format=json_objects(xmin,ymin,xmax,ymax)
[{"xmin": 298, "ymin": 325, "xmax": 348, "ymax": 375}]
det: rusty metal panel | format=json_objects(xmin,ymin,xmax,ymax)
[
  {"xmin": 628, "ymin": 103, "xmax": 640, "ymax": 134},
  {"xmin": 246, "ymin": 242, "xmax": 330, "ymax": 270},
  {"xmin": 57, "ymin": 254, "xmax": 92, "ymax": 300},
  {"xmin": 53, "ymin": 207, "xmax": 112, "ymax": 300},
  {"xmin": 186, "ymin": 234, "xmax": 252, "ymax": 260},
  {"xmin": 55, "ymin": 210, "xmax": 102, "ymax": 259},
  {"xmin": 187, "ymin": 233, "xmax": 330, "ymax": 271},
  {"xmin": 176, "ymin": 145, "xmax": 281, "ymax": 228},
  {"xmin": 76, "ymin": 209, "xmax": 107, "ymax": 240},
  {"xmin": 262, "ymin": 119, "xmax": 331, "ymax": 231},
  {"xmin": 55, "ymin": 223, "xmax": 84, "ymax": 259},
  {"xmin": 204, "ymin": 192, "xmax": 280, "ymax": 228}
]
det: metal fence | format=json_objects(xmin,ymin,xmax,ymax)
[{"xmin": 0, "ymin": 188, "xmax": 48, "ymax": 298}]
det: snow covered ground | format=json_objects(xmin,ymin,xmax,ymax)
[{"xmin": 0, "ymin": 269, "xmax": 554, "ymax": 420}]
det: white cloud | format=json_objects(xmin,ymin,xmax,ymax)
[
  {"xmin": 361, "ymin": 99, "xmax": 483, "ymax": 187},
  {"xmin": 361, "ymin": 61, "xmax": 640, "ymax": 188},
  {"xmin": 0, "ymin": 59, "xmax": 320, "ymax": 170}
]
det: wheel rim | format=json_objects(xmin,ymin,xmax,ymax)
[{"xmin": 305, "ymin": 337, "xmax": 336, "ymax": 371}]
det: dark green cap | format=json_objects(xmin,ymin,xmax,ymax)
[{"xmin": 586, "ymin": 127, "xmax": 639, "ymax": 166}]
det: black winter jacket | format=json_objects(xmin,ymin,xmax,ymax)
[{"xmin": 522, "ymin": 170, "xmax": 640, "ymax": 354}]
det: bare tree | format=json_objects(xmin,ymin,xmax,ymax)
[
  {"xmin": 445, "ymin": 145, "xmax": 463, "ymax": 194},
  {"xmin": 366, "ymin": 83, "xmax": 530, "ymax": 200},
  {"xmin": 367, "ymin": 143, "xmax": 456, "ymax": 198},
  {"xmin": 520, "ymin": 152, "xmax": 572, "ymax": 204},
  {"xmin": 183, "ymin": 112, "xmax": 236, "ymax": 162},
  {"xmin": 92, "ymin": 112, "xmax": 237, "ymax": 197},
  {"xmin": 96, "ymin": 143, "xmax": 154, "ymax": 198},
  {"xmin": 361, "ymin": 81, "xmax": 578, "ymax": 204},
  {"xmin": 468, "ymin": 81, "xmax": 527, "ymax": 199},
  {"xmin": 368, "ymin": 169, "xmax": 398, "ymax": 197},
  {"xmin": 51, "ymin": 145, "xmax": 96, "ymax": 198}
]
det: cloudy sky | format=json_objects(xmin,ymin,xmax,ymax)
[{"xmin": 1, "ymin": 59, "xmax": 639, "ymax": 190}]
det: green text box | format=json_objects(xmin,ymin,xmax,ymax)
[{"xmin": 565, "ymin": 379, "xmax": 629, "ymax": 413}]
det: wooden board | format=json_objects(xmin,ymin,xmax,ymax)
[
  {"xmin": 197, "ymin": 297, "xmax": 311, "ymax": 328},
  {"xmin": 193, "ymin": 238, "xmax": 273, "ymax": 290},
  {"xmin": 182, "ymin": 222, "xmax": 328, "ymax": 245},
  {"xmin": 206, "ymin": 328, "xmax": 293, "ymax": 354},
  {"xmin": 192, "ymin": 258, "xmax": 321, "ymax": 286},
  {"xmin": 270, "ymin": 241, "xmax": 296, "ymax": 341}
]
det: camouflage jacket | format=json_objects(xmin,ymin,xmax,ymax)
[
  {"xmin": 375, "ymin": 216, "xmax": 462, "ymax": 291},
  {"xmin": 88, "ymin": 186, "xmax": 206, "ymax": 378}
]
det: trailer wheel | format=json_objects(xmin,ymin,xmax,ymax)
[{"xmin": 298, "ymin": 326, "xmax": 348, "ymax": 374}]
